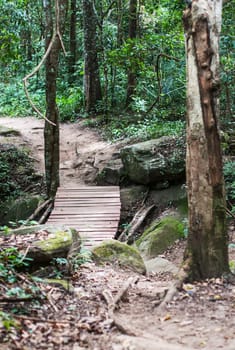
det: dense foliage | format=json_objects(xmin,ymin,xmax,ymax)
[
  {"xmin": 0, "ymin": 144, "xmax": 39, "ymax": 202},
  {"xmin": 0, "ymin": 0, "xmax": 234, "ymax": 140}
]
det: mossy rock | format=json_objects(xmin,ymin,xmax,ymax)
[
  {"xmin": 2, "ymin": 225, "xmax": 80, "ymax": 265},
  {"xmin": 0, "ymin": 195, "xmax": 42, "ymax": 225},
  {"xmin": 27, "ymin": 227, "xmax": 78, "ymax": 263},
  {"xmin": 136, "ymin": 216, "xmax": 184, "ymax": 259},
  {"xmin": 92, "ymin": 240, "xmax": 146, "ymax": 274}
]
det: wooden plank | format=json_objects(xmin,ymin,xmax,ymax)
[
  {"xmin": 54, "ymin": 201, "xmax": 120, "ymax": 205},
  {"xmin": 47, "ymin": 223, "xmax": 118, "ymax": 227},
  {"xmin": 51, "ymin": 209, "xmax": 120, "ymax": 214},
  {"xmin": 57, "ymin": 186, "xmax": 119, "ymax": 190},
  {"xmin": 46, "ymin": 225, "xmax": 117, "ymax": 232},
  {"xmin": 57, "ymin": 190, "xmax": 120, "ymax": 195},
  {"xmin": 48, "ymin": 214, "xmax": 120, "ymax": 218},
  {"xmin": 57, "ymin": 187, "xmax": 120, "ymax": 192},
  {"xmin": 47, "ymin": 185, "xmax": 121, "ymax": 247},
  {"xmin": 55, "ymin": 196, "xmax": 120, "ymax": 203}
]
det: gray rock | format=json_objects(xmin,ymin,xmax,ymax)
[
  {"xmin": 145, "ymin": 257, "xmax": 178, "ymax": 274},
  {"xmin": 120, "ymin": 136, "xmax": 186, "ymax": 185},
  {"xmin": 96, "ymin": 159, "xmax": 125, "ymax": 185}
]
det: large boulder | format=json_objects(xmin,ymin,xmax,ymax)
[
  {"xmin": 120, "ymin": 136, "xmax": 186, "ymax": 185},
  {"xmin": 92, "ymin": 240, "xmax": 146, "ymax": 274},
  {"xmin": 95, "ymin": 158, "xmax": 125, "ymax": 185},
  {"xmin": 0, "ymin": 195, "xmax": 42, "ymax": 225},
  {"xmin": 0, "ymin": 225, "xmax": 80, "ymax": 264},
  {"xmin": 136, "ymin": 216, "xmax": 184, "ymax": 259}
]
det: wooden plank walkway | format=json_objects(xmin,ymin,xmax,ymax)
[{"xmin": 47, "ymin": 186, "xmax": 121, "ymax": 247}]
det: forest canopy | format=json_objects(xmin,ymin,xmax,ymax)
[{"xmin": 0, "ymin": 0, "xmax": 234, "ymax": 141}]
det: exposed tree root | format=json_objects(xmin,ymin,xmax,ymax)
[
  {"xmin": 158, "ymin": 259, "xmax": 190, "ymax": 313},
  {"xmin": 102, "ymin": 276, "xmax": 139, "ymax": 336}
]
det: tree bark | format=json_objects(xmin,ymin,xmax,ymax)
[
  {"xmin": 126, "ymin": 0, "xmax": 138, "ymax": 107},
  {"xmin": 183, "ymin": 0, "xmax": 229, "ymax": 280},
  {"xmin": 43, "ymin": 0, "xmax": 68, "ymax": 198},
  {"xmin": 83, "ymin": 0, "xmax": 102, "ymax": 113},
  {"xmin": 68, "ymin": 0, "xmax": 77, "ymax": 84}
]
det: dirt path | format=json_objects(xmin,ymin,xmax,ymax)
[
  {"xmin": 0, "ymin": 116, "xmax": 112, "ymax": 186},
  {"xmin": 1, "ymin": 116, "xmax": 235, "ymax": 350}
]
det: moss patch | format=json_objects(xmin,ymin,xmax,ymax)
[
  {"xmin": 32, "ymin": 230, "xmax": 72, "ymax": 259},
  {"xmin": 0, "ymin": 195, "xmax": 42, "ymax": 225},
  {"xmin": 92, "ymin": 240, "xmax": 146, "ymax": 274},
  {"xmin": 136, "ymin": 216, "xmax": 184, "ymax": 259}
]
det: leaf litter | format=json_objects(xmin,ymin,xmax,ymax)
[
  {"xmin": 0, "ymin": 117, "xmax": 235, "ymax": 349},
  {"xmin": 0, "ymin": 253, "xmax": 234, "ymax": 350}
]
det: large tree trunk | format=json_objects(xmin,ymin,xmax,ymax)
[
  {"xmin": 125, "ymin": 0, "xmax": 138, "ymax": 107},
  {"xmin": 183, "ymin": 0, "xmax": 229, "ymax": 280},
  {"xmin": 44, "ymin": 0, "xmax": 67, "ymax": 198},
  {"xmin": 83, "ymin": 0, "xmax": 102, "ymax": 113}
]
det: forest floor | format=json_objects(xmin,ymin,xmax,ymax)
[{"xmin": 0, "ymin": 116, "xmax": 235, "ymax": 350}]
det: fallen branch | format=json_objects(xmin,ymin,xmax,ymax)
[
  {"xmin": 26, "ymin": 198, "xmax": 52, "ymax": 222},
  {"xmin": 38, "ymin": 202, "xmax": 54, "ymax": 224},
  {"xmin": 119, "ymin": 205, "xmax": 155, "ymax": 242}
]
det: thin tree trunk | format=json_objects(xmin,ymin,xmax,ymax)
[
  {"xmin": 83, "ymin": 0, "xmax": 102, "ymax": 113},
  {"xmin": 68, "ymin": 0, "xmax": 77, "ymax": 84},
  {"xmin": 126, "ymin": 0, "xmax": 138, "ymax": 107},
  {"xmin": 44, "ymin": 0, "xmax": 67, "ymax": 198},
  {"xmin": 183, "ymin": 0, "xmax": 229, "ymax": 280}
]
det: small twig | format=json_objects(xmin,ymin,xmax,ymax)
[
  {"xmin": 14, "ymin": 315, "xmax": 73, "ymax": 324},
  {"xmin": 47, "ymin": 288, "xmax": 59, "ymax": 312},
  {"xmin": 19, "ymin": 245, "xmax": 31, "ymax": 264},
  {"xmin": 225, "ymin": 207, "xmax": 235, "ymax": 219}
]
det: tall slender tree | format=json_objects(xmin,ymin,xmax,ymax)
[
  {"xmin": 44, "ymin": 0, "xmax": 68, "ymax": 198},
  {"xmin": 83, "ymin": 0, "xmax": 102, "ymax": 113},
  {"xmin": 68, "ymin": 0, "xmax": 77, "ymax": 84},
  {"xmin": 183, "ymin": 0, "xmax": 229, "ymax": 279},
  {"xmin": 126, "ymin": 0, "xmax": 138, "ymax": 107}
]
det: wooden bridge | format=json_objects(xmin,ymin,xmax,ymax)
[{"xmin": 47, "ymin": 186, "xmax": 121, "ymax": 247}]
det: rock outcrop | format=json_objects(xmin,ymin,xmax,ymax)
[{"xmin": 120, "ymin": 136, "xmax": 186, "ymax": 185}]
